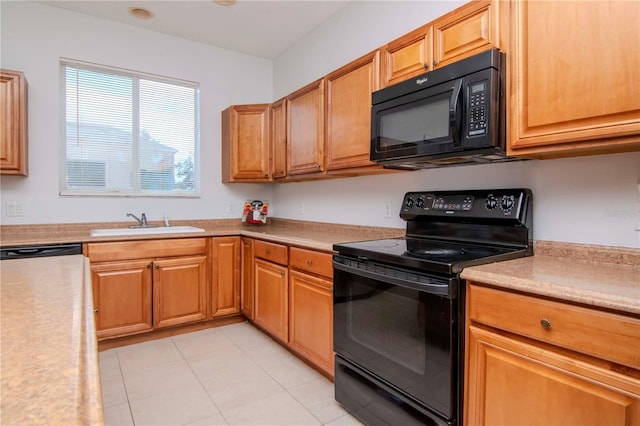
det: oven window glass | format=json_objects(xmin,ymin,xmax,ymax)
[
  {"xmin": 378, "ymin": 92, "xmax": 451, "ymax": 149},
  {"xmin": 334, "ymin": 267, "xmax": 455, "ymax": 418}
]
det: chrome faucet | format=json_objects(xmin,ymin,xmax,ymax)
[{"xmin": 127, "ymin": 212, "xmax": 148, "ymax": 226}]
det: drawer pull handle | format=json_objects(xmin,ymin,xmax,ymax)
[
  {"xmin": 307, "ymin": 259, "xmax": 313, "ymax": 266},
  {"xmin": 540, "ymin": 318, "xmax": 552, "ymax": 330}
]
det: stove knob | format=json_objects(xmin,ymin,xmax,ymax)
[
  {"xmin": 416, "ymin": 196, "xmax": 425, "ymax": 209},
  {"xmin": 485, "ymin": 195, "xmax": 498, "ymax": 210},
  {"xmin": 500, "ymin": 195, "xmax": 515, "ymax": 211},
  {"xmin": 405, "ymin": 197, "xmax": 415, "ymax": 208}
]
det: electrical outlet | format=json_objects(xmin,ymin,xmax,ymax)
[
  {"xmin": 384, "ymin": 203, "xmax": 392, "ymax": 218},
  {"xmin": 6, "ymin": 202, "xmax": 25, "ymax": 217},
  {"xmin": 227, "ymin": 204, "xmax": 235, "ymax": 214}
]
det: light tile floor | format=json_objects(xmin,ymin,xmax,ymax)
[{"xmin": 99, "ymin": 321, "xmax": 364, "ymax": 426}]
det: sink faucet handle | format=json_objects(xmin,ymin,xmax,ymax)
[{"xmin": 141, "ymin": 213, "xmax": 147, "ymax": 225}]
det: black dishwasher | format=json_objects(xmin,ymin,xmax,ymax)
[{"xmin": 0, "ymin": 243, "xmax": 83, "ymax": 260}]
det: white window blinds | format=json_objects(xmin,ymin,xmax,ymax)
[{"xmin": 61, "ymin": 59, "xmax": 200, "ymax": 196}]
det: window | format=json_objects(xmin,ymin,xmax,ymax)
[{"xmin": 61, "ymin": 59, "xmax": 200, "ymax": 196}]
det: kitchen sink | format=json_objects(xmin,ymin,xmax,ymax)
[{"xmin": 90, "ymin": 226, "xmax": 206, "ymax": 237}]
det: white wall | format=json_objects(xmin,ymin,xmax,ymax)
[
  {"xmin": 272, "ymin": 1, "xmax": 640, "ymax": 248},
  {"xmin": 0, "ymin": 1, "xmax": 275, "ymax": 224}
]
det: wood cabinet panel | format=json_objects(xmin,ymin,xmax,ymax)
[
  {"xmin": 507, "ymin": 0, "xmax": 640, "ymax": 157},
  {"xmin": 153, "ymin": 255, "xmax": 208, "ymax": 328},
  {"xmin": 289, "ymin": 247, "xmax": 333, "ymax": 278},
  {"xmin": 253, "ymin": 239, "xmax": 288, "ymax": 266},
  {"xmin": 434, "ymin": 0, "xmax": 498, "ymax": 68},
  {"xmin": 466, "ymin": 325, "xmax": 640, "ymax": 426},
  {"xmin": 211, "ymin": 236, "xmax": 241, "ymax": 318},
  {"xmin": 240, "ymin": 237, "xmax": 255, "ymax": 319},
  {"xmin": 381, "ymin": 24, "xmax": 432, "ymax": 88},
  {"xmin": 254, "ymin": 258, "xmax": 289, "ymax": 343},
  {"xmin": 289, "ymin": 270, "xmax": 334, "ymax": 377},
  {"xmin": 287, "ymin": 79, "xmax": 325, "ymax": 175},
  {"xmin": 325, "ymin": 50, "xmax": 380, "ymax": 171},
  {"xmin": 0, "ymin": 69, "xmax": 28, "ymax": 176},
  {"xmin": 85, "ymin": 238, "xmax": 207, "ymax": 263},
  {"xmin": 270, "ymin": 99, "xmax": 287, "ymax": 179},
  {"xmin": 222, "ymin": 104, "xmax": 271, "ymax": 182},
  {"xmin": 91, "ymin": 259, "xmax": 153, "ymax": 339},
  {"xmin": 469, "ymin": 284, "xmax": 640, "ymax": 369}
]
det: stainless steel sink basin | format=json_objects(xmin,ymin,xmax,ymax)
[{"xmin": 90, "ymin": 226, "xmax": 206, "ymax": 237}]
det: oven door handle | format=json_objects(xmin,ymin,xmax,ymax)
[{"xmin": 333, "ymin": 260, "xmax": 453, "ymax": 297}]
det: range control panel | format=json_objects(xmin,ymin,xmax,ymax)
[{"xmin": 400, "ymin": 189, "xmax": 532, "ymax": 221}]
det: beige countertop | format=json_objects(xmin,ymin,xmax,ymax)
[
  {"xmin": 461, "ymin": 241, "xmax": 640, "ymax": 316},
  {"xmin": 0, "ymin": 255, "xmax": 104, "ymax": 425},
  {"xmin": 0, "ymin": 218, "xmax": 405, "ymax": 252}
]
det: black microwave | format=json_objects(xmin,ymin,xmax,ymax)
[{"xmin": 371, "ymin": 49, "xmax": 521, "ymax": 169}]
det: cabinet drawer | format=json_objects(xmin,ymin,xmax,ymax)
[
  {"xmin": 85, "ymin": 238, "xmax": 207, "ymax": 262},
  {"xmin": 253, "ymin": 240, "xmax": 288, "ymax": 266},
  {"xmin": 289, "ymin": 247, "xmax": 333, "ymax": 278},
  {"xmin": 468, "ymin": 284, "xmax": 640, "ymax": 369}
]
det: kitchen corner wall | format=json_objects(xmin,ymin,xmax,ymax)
[
  {"xmin": 272, "ymin": 1, "xmax": 640, "ymax": 249},
  {"xmin": 0, "ymin": 1, "xmax": 275, "ymax": 225}
]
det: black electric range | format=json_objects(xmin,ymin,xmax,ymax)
[{"xmin": 332, "ymin": 188, "xmax": 533, "ymax": 426}]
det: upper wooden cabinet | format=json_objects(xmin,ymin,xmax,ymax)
[
  {"xmin": 1, "ymin": 69, "xmax": 28, "ymax": 176},
  {"xmin": 381, "ymin": 1, "xmax": 500, "ymax": 87},
  {"xmin": 221, "ymin": 104, "xmax": 271, "ymax": 182},
  {"xmin": 506, "ymin": 0, "xmax": 640, "ymax": 158},
  {"xmin": 270, "ymin": 98, "xmax": 287, "ymax": 179},
  {"xmin": 287, "ymin": 79, "xmax": 325, "ymax": 176},
  {"xmin": 325, "ymin": 50, "xmax": 381, "ymax": 172}
]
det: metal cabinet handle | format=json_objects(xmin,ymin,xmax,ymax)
[
  {"xmin": 93, "ymin": 308, "xmax": 98, "ymax": 314},
  {"xmin": 280, "ymin": 271, "xmax": 285, "ymax": 277},
  {"xmin": 316, "ymin": 163, "xmax": 321, "ymax": 169},
  {"xmin": 423, "ymin": 63, "xmax": 429, "ymax": 68},
  {"xmin": 540, "ymin": 318, "xmax": 552, "ymax": 330},
  {"xmin": 307, "ymin": 259, "xmax": 313, "ymax": 266},
  {"xmin": 147, "ymin": 263, "xmax": 152, "ymax": 269},
  {"xmin": 433, "ymin": 59, "xmax": 439, "ymax": 67}
]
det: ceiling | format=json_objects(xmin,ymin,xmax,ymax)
[{"xmin": 39, "ymin": 0, "xmax": 351, "ymax": 59}]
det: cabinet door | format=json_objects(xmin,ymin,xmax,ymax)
[
  {"xmin": 240, "ymin": 238, "xmax": 255, "ymax": 319},
  {"xmin": 466, "ymin": 325, "xmax": 640, "ymax": 426},
  {"xmin": 153, "ymin": 255, "xmax": 207, "ymax": 328},
  {"xmin": 253, "ymin": 258, "xmax": 288, "ymax": 342},
  {"xmin": 1, "ymin": 69, "xmax": 27, "ymax": 176},
  {"xmin": 91, "ymin": 259, "xmax": 153, "ymax": 339},
  {"xmin": 289, "ymin": 270, "xmax": 334, "ymax": 377},
  {"xmin": 507, "ymin": 0, "xmax": 640, "ymax": 157},
  {"xmin": 287, "ymin": 79, "xmax": 325, "ymax": 175},
  {"xmin": 211, "ymin": 237, "xmax": 241, "ymax": 318},
  {"xmin": 325, "ymin": 50, "xmax": 380, "ymax": 172},
  {"xmin": 433, "ymin": 0, "xmax": 499, "ymax": 68},
  {"xmin": 270, "ymin": 99, "xmax": 287, "ymax": 179},
  {"xmin": 380, "ymin": 24, "xmax": 433, "ymax": 88},
  {"xmin": 221, "ymin": 104, "xmax": 271, "ymax": 182}
]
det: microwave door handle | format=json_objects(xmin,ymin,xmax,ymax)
[{"xmin": 449, "ymin": 80, "xmax": 463, "ymax": 145}]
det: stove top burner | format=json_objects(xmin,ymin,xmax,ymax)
[{"xmin": 407, "ymin": 247, "xmax": 465, "ymax": 257}]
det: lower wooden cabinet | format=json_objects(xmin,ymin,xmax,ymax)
[
  {"xmin": 240, "ymin": 237, "xmax": 255, "ymax": 319},
  {"xmin": 289, "ymin": 269, "xmax": 333, "ymax": 377},
  {"xmin": 86, "ymin": 238, "xmax": 209, "ymax": 340},
  {"xmin": 90, "ymin": 259, "xmax": 153, "ymax": 340},
  {"xmin": 211, "ymin": 236, "xmax": 241, "ymax": 318},
  {"xmin": 465, "ymin": 283, "xmax": 640, "ymax": 426},
  {"xmin": 253, "ymin": 258, "xmax": 289, "ymax": 343},
  {"xmin": 153, "ymin": 255, "xmax": 207, "ymax": 328}
]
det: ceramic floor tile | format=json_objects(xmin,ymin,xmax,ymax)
[
  {"xmin": 185, "ymin": 413, "xmax": 229, "ymax": 425},
  {"xmin": 103, "ymin": 401, "xmax": 134, "ymax": 426},
  {"xmin": 98, "ymin": 350, "xmax": 122, "ymax": 379},
  {"xmin": 172, "ymin": 328, "xmax": 237, "ymax": 359},
  {"xmin": 117, "ymin": 337, "xmax": 183, "ymax": 373},
  {"xmin": 288, "ymin": 377, "xmax": 350, "ymax": 424},
  {"xmin": 256, "ymin": 350, "xmax": 324, "ymax": 389},
  {"xmin": 129, "ymin": 383, "xmax": 220, "ymax": 426},
  {"xmin": 200, "ymin": 362, "xmax": 284, "ymax": 412},
  {"xmin": 221, "ymin": 390, "xmax": 321, "ymax": 426},
  {"xmin": 219, "ymin": 321, "xmax": 276, "ymax": 351},
  {"xmin": 100, "ymin": 371, "xmax": 129, "ymax": 408},
  {"xmin": 324, "ymin": 413, "xmax": 365, "ymax": 425},
  {"xmin": 123, "ymin": 358, "xmax": 201, "ymax": 401},
  {"xmin": 186, "ymin": 347, "xmax": 254, "ymax": 380}
]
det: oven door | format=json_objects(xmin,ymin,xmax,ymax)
[{"xmin": 333, "ymin": 255, "xmax": 459, "ymax": 422}]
